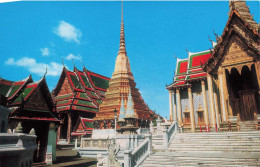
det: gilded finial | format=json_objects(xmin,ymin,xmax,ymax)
[
  {"xmin": 62, "ymin": 58, "xmax": 65, "ymax": 67},
  {"xmin": 81, "ymin": 59, "xmax": 86, "ymax": 69},
  {"xmin": 72, "ymin": 59, "xmax": 76, "ymax": 69},
  {"xmin": 173, "ymin": 54, "xmax": 178, "ymax": 60},
  {"xmin": 44, "ymin": 66, "xmax": 48, "ymax": 77},
  {"xmin": 119, "ymin": 0, "xmax": 126, "ymax": 53}
]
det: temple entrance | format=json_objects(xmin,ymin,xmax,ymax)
[
  {"xmin": 226, "ymin": 65, "xmax": 259, "ymax": 121},
  {"xmin": 60, "ymin": 113, "xmax": 68, "ymax": 139}
]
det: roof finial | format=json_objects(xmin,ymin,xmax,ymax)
[
  {"xmin": 121, "ymin": 0, "xmax": 123, "ymax": 22},
  {"xmin": 44, "ymin": 66, "xmax": 48, "ymax": 77},
  {"xmin": 72, "ymin": 59, "xmax": 76, "ymax": 69},
  {"xmin": 119, "ymin": 0, "xmax": 126, "ymax": 53},
  {"xmin": 173, "ymin": 54, "xmax": 178, "ymax": 60},
  {"xmin": 62, "ymin": 58, "xmax": 65, "ymax": 68},
  {"xmin": 213, "ymin": 30, "xmax": 220, "ymax": 42},
  {"xmin": 81, "ymin": 59, "xmax": 86, "ymax": 70}
]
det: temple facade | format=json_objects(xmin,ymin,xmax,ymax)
[
  {"xmin": 93, "ymin": 17, "xmax": 152, "ymax": 129},
  {"xmin": 52, "ymin": 66, "xmax": 110, "ymax": 143},
  {"xmin": 167, "ymin": 0, "xmax": 259, "ymax": 132},
  {"xmin": 0, "ymin": 75, "xmax": 59, "ymax": 163}
]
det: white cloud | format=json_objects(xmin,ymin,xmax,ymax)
[
  {"xmin": 65, "ymin": 53, "xmax": 82, "ymax": 61},
  {"xmin": 5, "ymin": 58, "xmax": 15, "ymax": 65},
  {"xmin": 5, "ymin": 57, "xmax": 63, "ymax": 77},
  {"xmin": 40, "ymin": 48, "xmax": 50, "ymax": 56},
  {"xmin": 54, "ymin": 21, "xmax": 82, "ymax": 44}
]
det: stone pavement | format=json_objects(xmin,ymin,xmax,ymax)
[{"xmin": 33, "ymin": 147, "xmax": 97, "ymax": 167}]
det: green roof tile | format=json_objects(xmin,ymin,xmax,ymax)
[
  {"xmin": 89, "ymin": 75, "xmax": 109, "ymax": 90},
  {"xmin": 12, "ymin": 86, "xmax": 34, "ymax": 103},
  {"xmin": 0, "ymin": 83, "xmax": 12, "ymax": 96}
]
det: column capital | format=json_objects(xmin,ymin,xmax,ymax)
[
  {"xmin": 201, "ymin": 80, "xmax": 205, "ymax": 85},
  {"xmin": 176, "ymin": 89, "xmax": 180, "ymax": 93},
  {"xmin": 188, "ymin": 87, "xmax": 192, "ymax": 92}
]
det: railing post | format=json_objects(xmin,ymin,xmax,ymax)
[
  {"xmin": 124, "ymin": 150, "xmax": 131, "ymax": 167},
  {"xmin": 162, "ymin": 128, "xmax": 168, "ymax": 149},
  {"xmin": 75, "ymin": 138, "xmax": 77, "ymax": 148},
  {"xmin": 144, "ymin": 134, "xmax": 152, "ymax": 155}
]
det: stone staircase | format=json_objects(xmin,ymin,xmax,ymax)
[
  {"xmin": 140, "ymin": 131, "xmax": 260, "ymax": 166},
  {"xmin": 239, "ymin": 121, "xmax": 256, "ymax": 131},
  {"xmin": 151, "ymin": 134, "xmax": 163, "ymax": 149}
]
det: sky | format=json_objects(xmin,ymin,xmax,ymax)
[{"xmin": 0, "ymin": 1, "xmax": 259, "ymax": 118}]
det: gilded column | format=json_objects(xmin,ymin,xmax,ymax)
[
  {"xmin": 201, "ymin": 80, "xmax": 209, "ymax": 130},
  {"xmin": 218, "ymin": 67, "xmax": 228, "ymax": 121},
  {"xmin": 188, "ymin": 87, "xmax": 195, "ymax": 132},
  {"xmin": 207, "ymin": 74, "xmax": 216, "ymax": 127},
  {"xmin": 67, "ymin": 113, "xmax": 71, "ymax": 143},
  {"xmin": 172, "ymin": 90, "xmax": 177, "ymax": 122},
  {"xmin": 255, "ymin": 61, "xmax": 260, "ymax": 93},
  {"xmin": 213, "ymin": 90, "xmax": 220, "ymax": 128},
  {"xmin": 169, "ymin": 90, "xmax": 173, "ymax": 122},
  {"xmin": 176, "ymin": 89, "xmax": 182, "ymax": 126}
]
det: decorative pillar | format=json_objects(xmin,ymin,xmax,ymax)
[
  {"xmin": 188, "ymin": 87, "xmax": 195, "ymax": 132},
  {"xmin": 218, "ymin": 67, "xmax": 228, "ymax": 121},
  {"xmin": 207, "ymin": 74, "xmax": 216, "ymax": 127},
  {"xmin": 67, "ymin": 113, "xmax": 71, "ymax": 144},
  {"xmin": 46, "ymin": 123, "xmax": 57, "ymax": 165},
  {"xmin": 169, "ymin": 90, "xmax": 173, "ymax": 122},
  {"xmin": 213, "ymin": 87, "xmax": 220, "ymax": 128},
  {"xmin": 172, "ymin": 91, "xmax": 177, "ymax": 122},
  {"xmin": 201, "ymin": 80, "xmax": 209, "ymax": 130},
  {"xmin": 254, "ymin": 61, "xmax": 260, "ymax": 93},
  {"xmin": 176, "ymin": 89, "xmax": 182, "ymax": 126},
  {"xmin": 254, "ymin": 61, "xmax": 260, "ymax": 113}
]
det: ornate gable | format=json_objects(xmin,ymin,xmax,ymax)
[
  {"xmin": 221, "ymin": 35, "xmax": 255, "ymax": 67},
  {"xmin": 203, "ymin": 9, "xmax": 259, "ymax": 74},
  {"xmin": 25, "ymin": 87, "xmax": 49, "ymax": 111},
  {"xmin": 57, "ymin": 77, "xmax": 74, "ymax": 96}
]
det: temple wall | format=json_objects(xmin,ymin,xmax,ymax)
[
  {"xmin": 191, "ymin": 82, "xmax": 203, "ymax": 125},
  {"xmin": 180, "ymin": 88, "xmax": 189, "ymax": 120}
]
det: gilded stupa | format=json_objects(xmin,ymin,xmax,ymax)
[{"xmin": 93, "ymin": 4, "xmax": 151, "ymax": 129}]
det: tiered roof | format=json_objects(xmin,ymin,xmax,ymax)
[
  {"xmin": 71, "ymin": 117, "xmax": 94, "ymax": 136},
  {"xmin": 52, "ymin": 66, "xmax": 110, "ymax": 114},
  {"xmin": 204, "ymin": 0, "xmax": 259, "ymax": 73},
  {"xmin": 0, "ymin": 75, "xmax": 59, "ymax": 122},
  {"xmin": 167, "ymin": 49, "xmax": 212, "ymax": 89}
]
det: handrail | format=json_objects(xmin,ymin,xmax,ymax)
[
  {"xmin": 163, "ymin": 121, "xmax": 178, "ymax": 148},
  {"xmin": 124, "ymin": 134, "xmax": 151, "ymax": 167}
]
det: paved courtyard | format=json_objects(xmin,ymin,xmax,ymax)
[{"xmin": 33, "ymin": 147, "xmax": 97, "ymax": 167}]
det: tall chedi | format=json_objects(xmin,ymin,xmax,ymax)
[{"xmin": 94, "ymin": 2, "xmax": 151, "ymax": 129}]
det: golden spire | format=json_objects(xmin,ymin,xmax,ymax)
[
  {"xmin": 119, "ymin": 0, "xmax": 126, "ymax": 53},
  {"xmin": 113, "ymin": 0, "xmax": 131, "ymax": 75}
]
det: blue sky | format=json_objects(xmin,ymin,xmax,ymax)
[{"xmin": 0, "ymin": 1, "xmax": 259, "ymax": 118}]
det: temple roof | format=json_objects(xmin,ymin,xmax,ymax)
[
  {"xmin": 0, "ymin": 75, "xmax": 32, "ymax": 100},
  {"xmin": 229, "ymin": 0, "xmax": 258, "ymax": 32},
  {"xmin": 0, "ymin": 75, "xmax": 59, "ymax": 122},
  {"xmin": 203, "ymin": 1, "xmax": 259, "ymax": 73},
  {"xmin": 71, "ymin": 117, "xmax": 94, "ymax": 136},
  {"xmin": 52, "ymin": 66, "xmax": 110, "ymax": 113},
  {"xmin": 167, "ymin": 49, "xmax": 211, "ymax": 89}
]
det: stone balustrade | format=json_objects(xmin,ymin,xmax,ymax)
[
  {"xmin": 162, "ymin": 121, "xmax": 178, "ymax": 148},
  {"xmin": 123, "ymin": 134, "xmax": 151, "ymax": 167},
  {"xmin": 0, "ymin": 133, "xmax": 37, "ymax": 167},
  {"xmin": 81, "ymin": 138, "xmax": 113, "ymax": 148}
]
